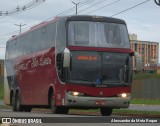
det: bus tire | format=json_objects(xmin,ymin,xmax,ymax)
[
  {"xmin": 50, "ymin": 92, "xmax": 58, "ymax": 114},
  {"xmin": 58, "ymin": 107, "xmax": 69, "ymax": 114},
  {"xmin": 15, "ymin": 91, "xmax": 23, "ymax": 112},
  {"xmin": 11, "ymin": 93, "xmax": 16, "ymax": 111},
  {"xmin": 24, "ymin": 106, "xmax": 32, "ymax": 112},
  {"xmin": 100, "ymin": 108, "xmax": 113, "ymax": 116}
]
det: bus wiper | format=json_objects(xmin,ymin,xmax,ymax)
[
  {"xmin": 70, "ymin": 78, "xmax": 97, "ymax": 86},
  {"xmin": 120, "ymin": 81, "xmax": 128, "ymax": 86}
]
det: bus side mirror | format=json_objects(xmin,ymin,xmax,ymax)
[
  {"xmin": 130, "ymin": 52, "xmax": 134, "ymax": 57},
  {"xmin": 63, "ymin": 48, "xmax": 71, "ymax": 68}
]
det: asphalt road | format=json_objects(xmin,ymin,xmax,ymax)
[
  {"xmin": 0, "ymin": 100, "xmax": 160, "ymax": 126},
  {"xmin": 1, "ymin": 100, "xmax": 160, "ymax": 112}
]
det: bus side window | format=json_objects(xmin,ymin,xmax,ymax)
[
  {"xmin": 56, "ymin": 20, "xmax": 66, "ymax": 48},
  {"xmin": 46, "ymin": 23, "xmax": 56, "ymax": 48},
  {"xmin": 56, "ymin": 52, "xmax": 64, "ymax": 82}
]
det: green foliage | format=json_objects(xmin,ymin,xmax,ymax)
[
  {"xmin": 0, "ymin": 84, "xmax": 4, "ymax": 100},
  {"xmin": 0, "ymin": 76, "xmax": 3, "ymax": 85},
  {"xmin": 113, "ymin": 109, "xmax": 160, "ymax": 116},
  {"xmin": 131, "ymin": 99, "xmax": 160, "ymax": 105},
  {"xmin": 133, "ymin": 72, "xmax": 160, "ymax": 80},
  {"xmin": 0, "ymin": 76, "xmax": 4, "ymax": 100},
  {"xmin": 70, "ymin": 109, "xmax": 160, "ymax": 116}
]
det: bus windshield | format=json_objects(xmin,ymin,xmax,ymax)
[
  {"xmin": 69, "ymin": 51, "xmax": 132, "ymax": 86},
  {"xmin": 68, "ymin": 21, "xmax": 130, "ymax": 48}
]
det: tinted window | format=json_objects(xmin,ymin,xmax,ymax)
[
  {"xmin": 56, "ymin": 20, "xmax": 66, "ymax": 47},
  {"xmin": 6, "ymin": 21, "xmax": 57, "ymax": 59},
  {"xmin": 68, "ymin": 21, "xmax": 130, "ymax": 49},
  {"xmin": 46, "ymin": 23, "xmax": 56, "ymax": 48}
]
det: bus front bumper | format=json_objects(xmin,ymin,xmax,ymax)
[{"xmin": 65, "ymin": 93, "xmax": 130, "ymax": 108}]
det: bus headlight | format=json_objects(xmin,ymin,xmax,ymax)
[
  {"xmin": 117, "ymin": 93, "xmax": 130, "ymax": 98},
  {"xmin": 68, "ymin": 91, "xmax": 84, "ymax": 96}
]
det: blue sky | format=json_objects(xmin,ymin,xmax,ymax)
[{"xmin": 0, "ymin": 0, "xmax": 160, "ymax": 62}]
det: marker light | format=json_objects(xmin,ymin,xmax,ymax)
[
  {"xmin": 73, "ymin": 92, "xmax": 79, "ymax": 96},
  {"xmin": 121, "ymin": 93, "xmax": 127, "ymax": 98},
  {"xmin": 68, "ymin": 91, "xmax": 84, "ymax": 96},
  {"xmin": 117, "ymin": 93, "xmax": 130, "ymax": 98}
]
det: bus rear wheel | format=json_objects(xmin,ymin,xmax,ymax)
[
  {"xmin": 15, "ymin": 91, "xmax": 23, "ymax": 112},
  {"xmin": 100, "ymin": 108, "xmax": 113, "ymax": 116},
  {"xmin": 11, "ymin": 93, "xmax": 16, "ymax": 111}
]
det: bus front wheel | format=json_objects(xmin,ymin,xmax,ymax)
[
  {"xmin": 50, "ymin": 92, "xmax": 69, "ymax": 114},
  {"xmin": 50, "ymin": 92, "xmax": 58, "ymax": 113},
  {"xmin": 100, "ymin": 108, "xmax": 113, "ymax": 116},
  {"xmin": 23, "ymin": 106, "xmax": 32, "ymax": 112}
]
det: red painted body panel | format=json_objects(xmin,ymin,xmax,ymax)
[
  {"xmin": 68, "ymin": 46, "xmax": 132, "ymax": 53},
  {"xmin": 14, "ymin": 46, "xmax": 132, "ymax": 106},
  {"xmin": 15, "ymin": 48, "xmax": 56, "ymax": 105},
  {"xmin": 65, "ymin": 84, "xmax": 131, "ymax": 97}
]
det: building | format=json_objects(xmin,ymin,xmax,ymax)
[
  {"xmin": 0, "ymin": 59, "xmax": 4, "ymax": 77},
  {"xmin": 129, "ymin": 34, "xmax": 159, "ymax": 70}
]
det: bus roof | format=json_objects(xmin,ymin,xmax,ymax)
[
  {"xmin": 65, "ymin": 15, "xmax": 126, "ymax": 24},
  {"xmin": 8, "ymin": 15, "xmax": 126, "ymax": 41}
]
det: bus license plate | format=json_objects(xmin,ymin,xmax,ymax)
[{"xmin": 96, "ymin": 101, "xmax": 106, "ymax": 105}]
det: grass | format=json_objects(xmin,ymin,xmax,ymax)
[
  {"xmin": 69, "ymin": 109, "xmax": 160, "ymax": 116},
  {"xmin": 0, "ymin": 76, "xmax": 3, "ymax": 85},
  {"xmin": 133, "ymin": 72, "xmax": 160, "ymax": 80},
  {"xmin": 0, "ymin": 84, "xmax": 4, "ymax": 100},
  {"xmin": 131, "ymin": 99, "xmax": 160, "ymax": 105},
  {"xmin": 113, "ymin": 109, "xmax": 160, "ymax": 116}
]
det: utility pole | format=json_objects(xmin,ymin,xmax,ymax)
[
  {"xmin": 72, "ymin": 1, "xmax": 80, "ymax": 15},
  {"xmin": 14, "ymin": 23, "xmax": 26, "ymax": 34}
]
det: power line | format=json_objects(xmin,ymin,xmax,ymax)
[
  {"xmin": 0, "ymin": 0, "xmax": 97, "ymax": 37},
  {"xmin": 0, "ymin": 0, "xmax": 46, "ymax": 19},
  {"xmin": 111, "ymin": 0, "xmax": 151, "ymax": 17},
  {"xmin": 78, "ymin": 0, "xmax": 109, "ymax": 14},
  {"xmin": 54, "ymin": 0, "xmax": 96, "ymax": 17},
  {"xmin": 0, "ymin": 0, "xmax": 151, "ymax": 39},
  {"xmin": 84, "ymin": 0, "xmax": 120, "ymax": 14}
]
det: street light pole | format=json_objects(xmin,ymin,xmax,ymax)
[
  {"xmin": 72, "ymin": 1, "xmax": 80, "ymax": 15},
  {"xmin": 14, "ymin": 23, "xmax": 26, "ymax": 34}
]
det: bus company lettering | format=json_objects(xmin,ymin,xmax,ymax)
[
  {"xmin": 31, "ymin": 57, "xmax": 39, "ymax": 68},
  {"xmin": 16, "ymin": 55, "xmax": 51, "ymax": 73},
  {"xmin": 16, "ymin": 60, "xmax": 31, "ymax": 73},
  {"xmin": 39, "ymin": 56, "xmax": 51, "ymax": 66}
]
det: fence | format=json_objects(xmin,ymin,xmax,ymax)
[{"xmin": 131, "ymin": 79, "xmax": 160, "ymax": 99}]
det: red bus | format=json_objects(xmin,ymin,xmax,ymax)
[{"xmin": 4, "ymin": 15, "xmax": 133, "ymax": 116}]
